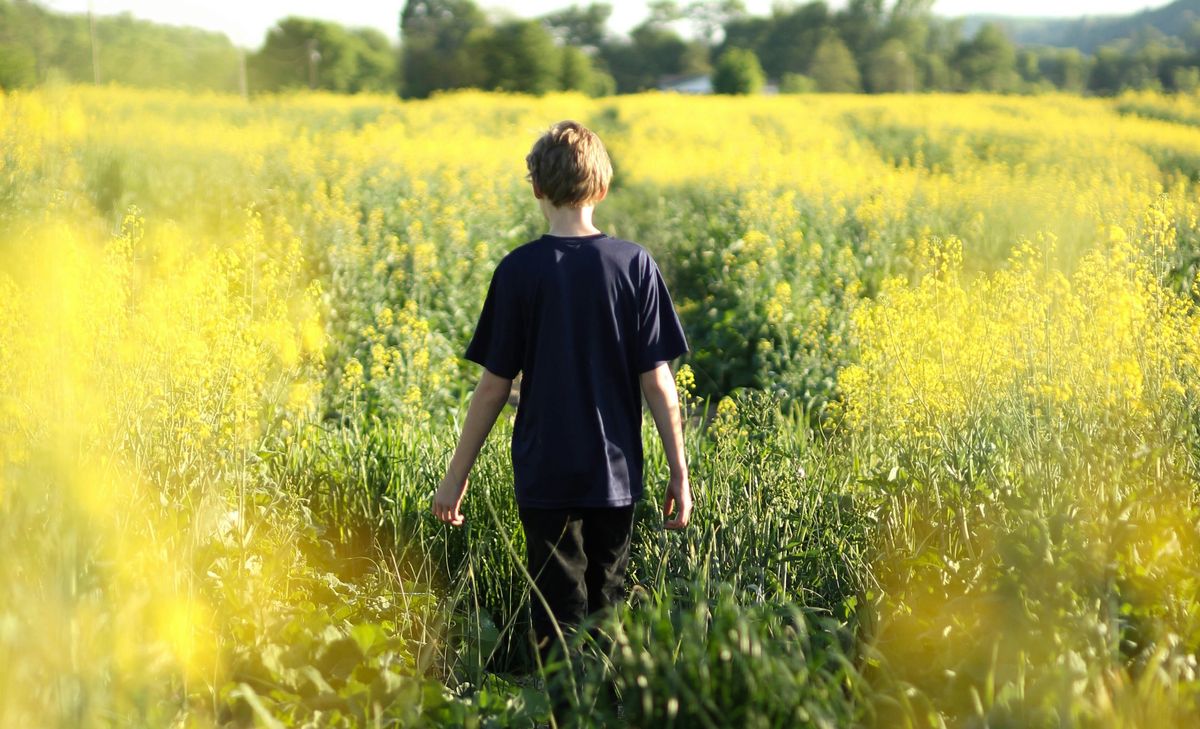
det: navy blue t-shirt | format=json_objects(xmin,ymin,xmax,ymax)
[{"xmin": 463, "ymin": 232, "xmax": 689, "ymax": 508}]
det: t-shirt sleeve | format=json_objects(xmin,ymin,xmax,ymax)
[
  {"xmin": 464, "ymin": 260, "xmax": 524, "ymax": 379},
  {"xmin": 635, "ymin": 253, "xmax": 689, "ymax": 374}
]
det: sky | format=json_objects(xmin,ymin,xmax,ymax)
[{"xmin": 41, "ymin": 0, "xmax": 1173, "ymax": 49}]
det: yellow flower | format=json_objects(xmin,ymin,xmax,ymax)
[
  {"xmin": 674, "ymin": 363, "xmax": 696, "ymax": 394},
  {"xmin": 403, "ymin": 385, "xmax": 422, "ymax": 408},
  {"xmin": 717, "ymin": 396, "xmax": 737, "ymax": 418},
  {"xmin": 340, "ymin": 358, "xmax": 364, "ymax": 392}
]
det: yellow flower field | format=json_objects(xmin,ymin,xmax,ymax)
[{"xmin": 2, "ymin": 85, "xmax": 1200, "ymax": 726}]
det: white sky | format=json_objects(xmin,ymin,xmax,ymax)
[{"xmin": 41, "ymin": 1, "xmax": 1172, "ymax": 49}]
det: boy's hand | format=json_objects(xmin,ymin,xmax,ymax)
[
  {"xmin": 433, "ymin": 369, "xmax": 511, "ymax": 528},
  {"xmin": 663, "ymin": 472, "xmax": 692, "ymax": 530},
  {"xmin": 433, "ymin": 474, "xmax": 468, "ymax": 527}
]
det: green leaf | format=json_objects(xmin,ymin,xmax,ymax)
[
  {"xmin": 350, "ymin": 622, "xmax": 387, "ymax": 656},
  {"xmin": 230, "ymin": 683, "xmax": 286, "ymax": 729}
]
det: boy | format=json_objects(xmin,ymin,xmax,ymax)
[{"xmin": 431, "ymin": 119, "xmax": 691, "ymax": 720}]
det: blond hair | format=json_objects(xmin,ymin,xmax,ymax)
[{"xmin": 524, "ymin": 120, "xmax": 613, "ymax": 209}]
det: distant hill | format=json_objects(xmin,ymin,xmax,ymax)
[{"xmin": 959, "ymin": 0, "xmax": 1199, "ymax": 51}]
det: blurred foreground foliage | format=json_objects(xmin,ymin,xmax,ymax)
[{"xmin": 3, "ymin": 86, "xmax": 1200, "ymax": 726}]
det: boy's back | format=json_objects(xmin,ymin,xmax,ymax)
[
  {"xmin": 434, "ymin": 119, "xmax": 691, "ymax": 725},
  {"xmin": 465, "ymin": 231, "xmax": 687, "ymax": 508}
]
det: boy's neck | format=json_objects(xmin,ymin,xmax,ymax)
[{"xmin": 542, "ymin": 200, "xmax": 602, "ymax": 237}]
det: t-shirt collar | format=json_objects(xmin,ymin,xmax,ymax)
[{"xmin": 541, "ymin": 231, "xmax": 607, "ymax": 241}]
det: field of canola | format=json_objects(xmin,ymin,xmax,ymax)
[{"xmin": 3, "ymin": 85, "xmax": 1200, "ymax": 727}]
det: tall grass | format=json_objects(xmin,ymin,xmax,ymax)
[{"xmin": 3, "ymin": 85, "xmax": 1200, "ymax": 726}]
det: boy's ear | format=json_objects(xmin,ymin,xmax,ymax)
[
  {"xmin": 597, "ymin": 185, "xmax": 608, "ymax": 203},
  {"xmin": 531, "ymin": 181, "xmax": 543, "ymax": 199}
]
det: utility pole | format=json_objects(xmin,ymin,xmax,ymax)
[
  {"xmin": 238, "ymin": 48, "xmax": 248, "ymax": 98},
  {"xmin": 306, "ymin": 38, "xmax": 320, "ymax": 90},
  {"xmin": 89, "ymin": 0, "xmax": 100, "ymax": 84}
]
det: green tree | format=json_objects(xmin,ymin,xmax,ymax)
[
  {"xmin": 838, "ymin": 0, "xmax": 885, "ymax": 57},
  {"xmin": 882, "ymin": 3, "xmax": 931, "ymax": 89},
  {"xmin": 1089, "ymin": 45, "xmax": 1126, "ymax": 93},
  {"xmin": 1186, "ymin": 19, "xmax": 1200, "ymax": 52},
  {"xmin": 921, "ymin": 54, "xmax": 951, "ymax": 90},
  {"xmin": 249, "ymin": 18, "xmax": 361, "ymax": 92},
  {"xmin": 602, "ymin": 23, "xmax": 691, "ymax": 92},
  {"xmin": 560, "ymin": 44, "xmax": 590, "ymax": 90},
  {"xmin": 712, "ymin": 46, "xmax": 764, "ymax": 94},
  {"xmin": 477, "ymin": 19, "xmax": 561, "ymax": 95},
  {"xmin": 540, "ymin": 2, "xmax": 612, "ymax": 50},
  {"xmin": 685, "ymin": 0, "xmax": 747, "ymax": 45},
  {"xmin": 1088, "ymin": 41, "xmax": 1171, "ymax": 94},
  {"xmin": 719, "ymin": 14, "xmax": 772, "ymax": 69},
  {"xmin": 758, "ymin": 2, "xmax": 831, "ymax": 79},
  {"xmin": 1016, "ymin": 48, "xmax": 1040, "ymax": 86},
  {"xmin": 646, "ymin": 0, "xmax": 684, "ymax": 26},
  {"xmin": 0, "ymin": 1, "xmax": 240, "ymax": 91},
  {"xmin": 91, "ymin": 14, "xmax": 237, "ymax": 90},
  {"xmin": 809, "ymin": 32, "xmax": 861, "ymax": 92},
  {"xmin": 1172, "ymin": 65, "xmax": 1200, "ymax": 93},
  {"xmin": 0, "ymin": 1, "xmax": 48, "ymax": 84},
  {"xmin": 681, "ymin": 39, "xmax": 713, "ymax": 76},
  {"xmin": 866, "ymin": 38, "xmax": 915, "ymax": 92},
  {"xmin": 1039, "ymin": 47, "xmax": 1089, "ymax": 92},
  {"xmin": 400, "ymin": 0, "xmax": 488, "ymax": 97},
  {"xmin": 0, "ymin": 44, "xmax": 35, "ymax": 89},
  {"xmin": 560, "ymin": 44, "xmax": 614, "ymax": 96},
  {"xmin": 918, "ymin": 16, "xmax": 961, "ymax": 90},
  {"xmin": 780, "ymin": 72, "xmax": 816, "ymax": 92},
  {"xmin": 349, "ymin": 28, "xmax": 397, "ymax": 92},
  {"xmin": 955, "ymin": 22, "xmax": 1016, "ymax": 92}
]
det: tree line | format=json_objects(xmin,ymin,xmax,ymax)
[
  {"xmin": 399, "ymin": 0, "xmax": 1200, "ymax": 96},
  {"xmin": 0, "ymin": 0, "xmax": 242, "ymax": 91},
  {"xmin": 1, "ymin": 0, "xmax": 1198, "ymax": 97}
]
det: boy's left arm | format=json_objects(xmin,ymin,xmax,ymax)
[{"xmin": 433, "ymin": 369, "xmax": 513, "ymax": 526}]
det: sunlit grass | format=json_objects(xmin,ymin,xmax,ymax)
[{"xmin": 2, "ymin": 85, "xmax": 1200, "ymax": 726}]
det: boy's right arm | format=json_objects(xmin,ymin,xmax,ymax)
[
  {"xmin": 433, "ymin": 369, "xmax": 512, "ymax": 526},
  {"xmin": 639, "ymin": 363, "xmax": 691, "ymax": 530}
]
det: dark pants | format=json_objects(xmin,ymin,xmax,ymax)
[{"xmin": 519, "ymin": 505, "xmax": 635, "ymax": 724}]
